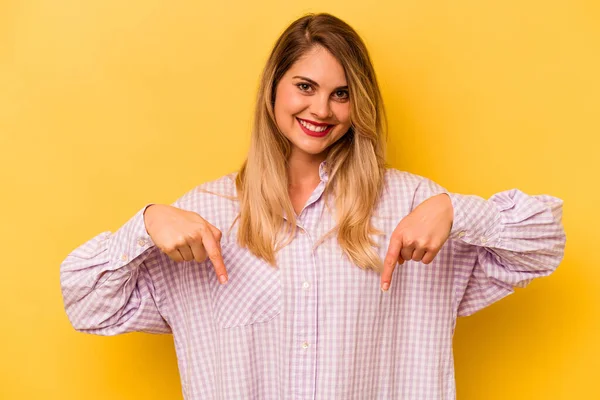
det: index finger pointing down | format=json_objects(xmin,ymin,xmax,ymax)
[
  {"xmin": 381, "ymin": 235, "xmax": 403, "ymax": 291},
  {"xmin": 201, "ymin": 228, "xmax": 228, "ymax": 284}
]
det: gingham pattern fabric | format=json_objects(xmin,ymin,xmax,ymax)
[{"xmin": 60, "ymin": 162, "xmax": 566, "ymax": 399}]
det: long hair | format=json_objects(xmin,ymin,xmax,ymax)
[{"xmin": 234, "ymin": 12, "xmax": 388, "ymax": 271}]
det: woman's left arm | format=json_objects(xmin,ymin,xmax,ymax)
[
  {"xmin": 382, "ymin": 176, "xmax": 567, "ymax": 316},
  {"xmin": 450, "ymin": 186, "xmax": 566, "ymax": 316}
]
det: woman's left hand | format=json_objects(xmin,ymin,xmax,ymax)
[{"xmin": 381, "ymin": 193, "xmax": 454, "ymax": 291}]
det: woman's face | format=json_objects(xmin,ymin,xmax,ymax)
[{"xmin": 274, "ymin": 46, "xmax": 352, "ymax": 161}]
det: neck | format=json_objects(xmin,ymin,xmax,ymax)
[{"xmin": 287, "ymin": 150, "xmax": 324, "ymax": 189}]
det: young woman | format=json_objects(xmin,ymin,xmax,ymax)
[{"xmin": 60, "ymin": 13, "xmax": 566, "ymax": 399}]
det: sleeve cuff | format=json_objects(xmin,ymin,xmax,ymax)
[
  {"xmin": 105, "ymin": 204, "xmax": 157, "ymax": 270},
  {"xmin": 445, "ymin": 192, "xmax": 504, "ymax": 247}
]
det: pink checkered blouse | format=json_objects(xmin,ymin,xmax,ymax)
[{"xmin": 60, "ymin": 163, "xmax": 566, "ymax": 399}]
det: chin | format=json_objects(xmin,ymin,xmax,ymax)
[
  {"xmin": 294, "ymin": 146, "xmax": 323, "ymax": 155},
  {"xmin": 304, "ymin": 148, "xmax": 328, "ymax": 156},
  {"xmin": 292, "ymin": 139, "xmax": 329, "ymax": 154}
]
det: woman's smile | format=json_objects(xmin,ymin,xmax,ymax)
[{"xmin": 296, "ymin": 117, "xmax": 335, "ymax": 137}]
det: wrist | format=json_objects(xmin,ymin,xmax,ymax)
[
  {"xmin": 143, "ymin": 204, "xmax": 158, "ymax": 234},
  {"xmin": 439, "ymin": 193, "xmax": 454, "ymax": 230}
]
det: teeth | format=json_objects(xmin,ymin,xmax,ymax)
[{"xmin": 299, "ymin": 119, "xmax": 329, "ymax": 132}]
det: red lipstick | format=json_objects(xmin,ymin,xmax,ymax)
[{"xmin": 297, "ymin": 118, "xmax": 334, "ymax": 138}]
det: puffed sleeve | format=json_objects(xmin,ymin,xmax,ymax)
[
  {"xmin": 59, "ymin": 204, "xmax": 172, "ymax": 335},
  {"xmin": 412, "ymin": 177, "xmax": 567, "ymax": 317}
]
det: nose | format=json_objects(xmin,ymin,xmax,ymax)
[{"xmin": 310, "ymin": 94, "xmax": 333, "ymax": 120}]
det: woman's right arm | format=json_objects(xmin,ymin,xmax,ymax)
[
  {"xmin": 59, "ymin": 204, "xmax": 172, "ymax": 335},
  {"xmin": 60, "ymin": 199, "xmax": 228, "ymax": 336}
]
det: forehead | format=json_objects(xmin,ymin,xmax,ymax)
[{"xmin": 285, "ymin": 46, "xmax": 347, "ymax": 87}]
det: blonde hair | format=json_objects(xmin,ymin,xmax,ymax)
[{"xmin": 233, "ymin": 12, "xmax": 388, "ymax": 271}]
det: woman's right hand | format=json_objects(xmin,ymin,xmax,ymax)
[{"xmin": 143, "ymin": 204, "xmax": 228, "ymax": 284}]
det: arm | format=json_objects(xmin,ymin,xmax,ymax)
[
  {"xmin": 60, "ymin": 204, "xmax": 172, "ymax": 335},
  {"xmin": 413, "ymin": 177, "xmax": 567, "ymax": 316}
]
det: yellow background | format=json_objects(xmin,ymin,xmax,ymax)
[{"xmin": 1, "ymin": 0, "xmax": 598, "ymax": 398}]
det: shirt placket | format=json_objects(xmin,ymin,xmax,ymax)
[{"xmin": 289, "ymin": 181, "xmax": 325, "ymax": 400}]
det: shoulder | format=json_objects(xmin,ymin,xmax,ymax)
[
  {"xmin": 197, "ymin": 172, "xmax": 239, "ymax": 197},
  {"xmin": 382, "ymin": 167, "xmax": 444, "ymax": 197},
  {"xmin": 175, "ymin": 172, "xmax": 238, "ymax": 201},
  {"xmin": 383, "ymin": 167, "xmax": 423, "ymax": 188},
  {"xmin": 375, "ymin": 168, "xmax": 448, "ymax": 217},
  {"xmin": 171, "ymin": 172, "xmax": 239, "ymax": 228}
]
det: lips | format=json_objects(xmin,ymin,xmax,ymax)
[
  {"xmin": 297, "ymin": 117, "xmax": 331, "ymax": 127},
  {"xmin": 297, "ymin": 118, "xmax": 334, "ymax": 137}
]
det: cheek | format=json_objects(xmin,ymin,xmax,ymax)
[
  {"xmin": 333, "ymin": 103, "xmax": 351, "ymax": 126},
  {"xmin": 275, "ymin": 86, "xmax": 305, "ymax": 120},
  {"xmin": 330, "ymin": 104, "xmax": 352, "ymax": 140}
]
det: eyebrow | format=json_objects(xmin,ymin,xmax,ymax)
[{"xmin": 292, "ymin": 76, "xmax": 348, "ymax": 90}]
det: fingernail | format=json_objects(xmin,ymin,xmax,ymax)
[
  {"xmin": 219, "ymin": 274, "xmax": 228, "ymax": 284},
  {"xmin": 381, "ymin": 282, "xmax": 390, "ymax": 292}
]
